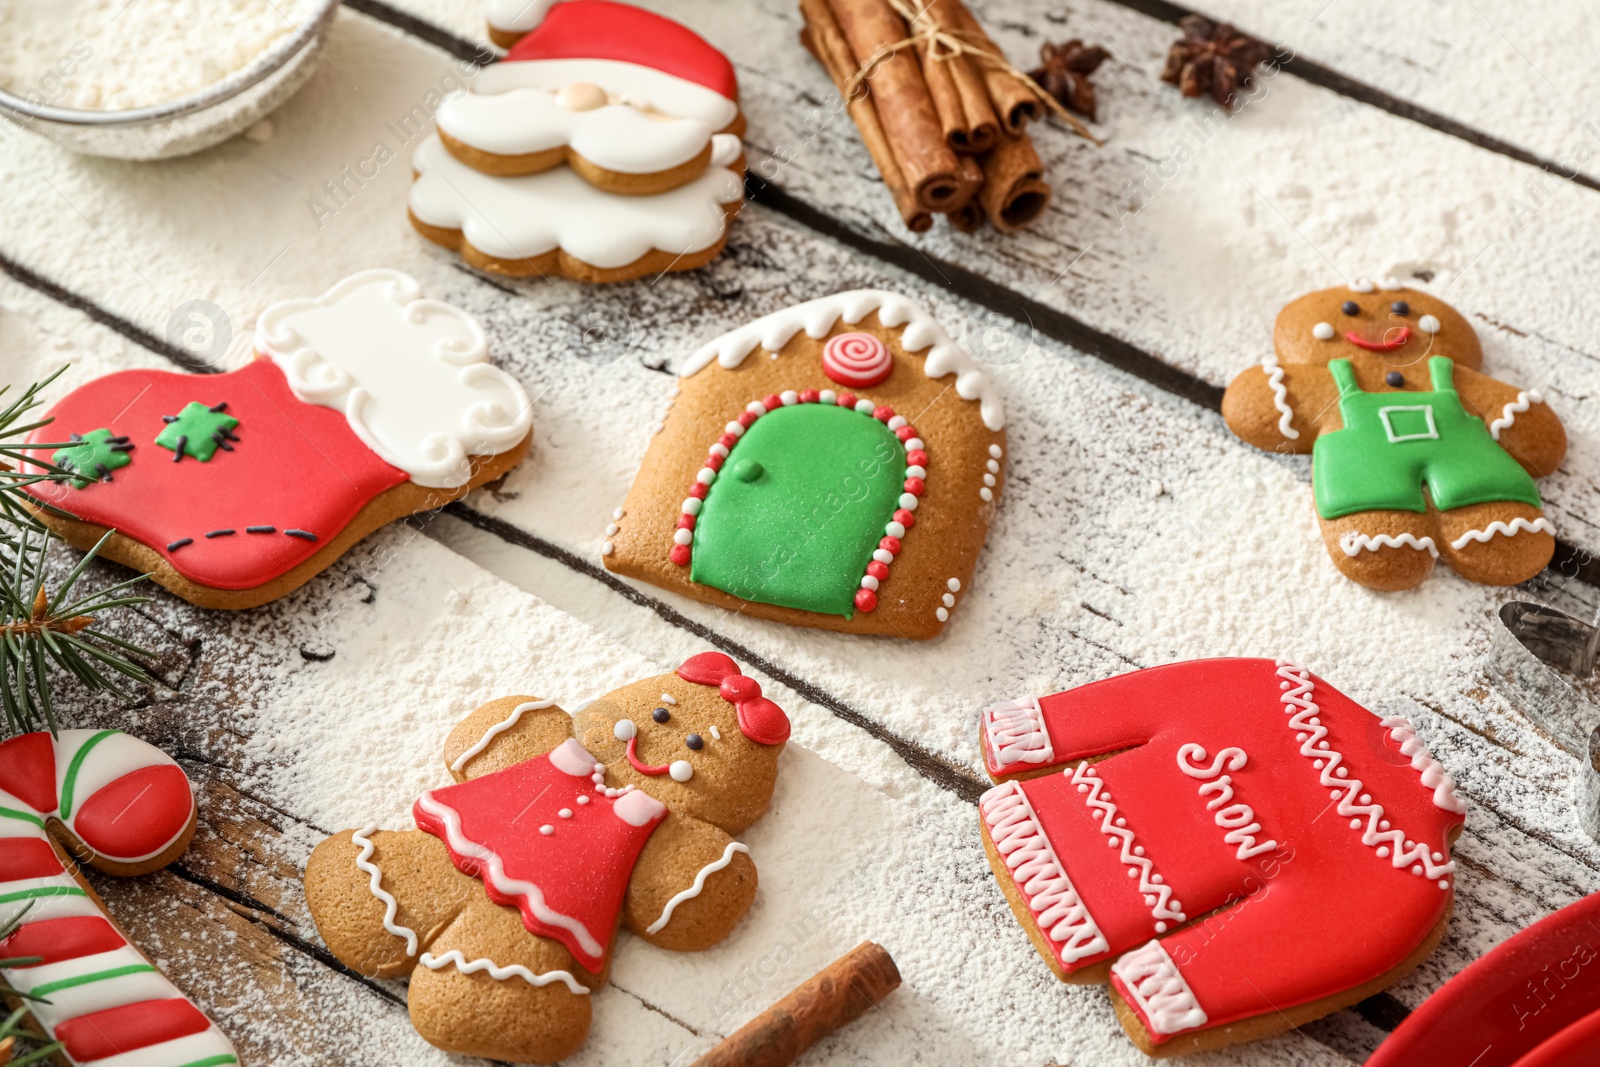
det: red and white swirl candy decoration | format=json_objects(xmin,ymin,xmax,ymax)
[{"xmin": 822, "ymin": 332, "xmax": 893, "ymax": 388}]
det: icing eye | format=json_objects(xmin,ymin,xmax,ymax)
[
  {"xmin": 1390, "ymin": 301, "xmax": 1410, "ymax": 316},
  {"xmin": 1341, "ymin": 301, "xmax": 1359, "ymax": 316},
  {"xmin": 669, "ymin": 760, "xmax": 693, "ymax": 782},
  {"xmin": 686, "ymin": 733, "xmax": 704, "ymax": 750},
  {"xmin": 1385, "ymin": 371, "xmax": 1404, "ymax": 387},
  {"xmin": 614, "ymin": 719, "xmax": 636, "ymax": 741},
  {"xmin": 1418, "ymin": 315, "xmax": 1441, "ymax": 334},
  {"xmin": 652, "ymin": 707, "xmax": 670, "ymax": 724},
  {"xmin": 1312, "ymin": 322, "xmax": 1335, "ymax": 340}
]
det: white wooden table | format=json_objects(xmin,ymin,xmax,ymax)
[{"xmin": 2, "ymin": 1, "xmax": 1598, "ymax": 1064}]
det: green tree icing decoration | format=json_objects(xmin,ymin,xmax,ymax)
[{"xmin": 690, "ymin": 404, "xmax": 906, "ymax": 617}]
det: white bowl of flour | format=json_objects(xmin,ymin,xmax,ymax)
[{"xmin": 0, "ymin": 0, "xmax": 339, "ymax": 159}]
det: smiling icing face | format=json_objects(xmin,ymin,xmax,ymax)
[
  {"xmin": 1274, "ymin": 282, "xmax": 1483, "ymax": 379},
  {"xmin": 572, "ymin": 654, "xmax": 787, "ymax": 834}
]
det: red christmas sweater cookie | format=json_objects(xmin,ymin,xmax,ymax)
[
  {"xmin": 22, "ymin": 269, "xmax": 533, "ymax": 609},
  {"xmin": 978, "ymin": 658, "xmax": 1467, "ymax": 1056}
]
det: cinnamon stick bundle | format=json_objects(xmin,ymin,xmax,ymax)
[
  {"xmin": 827, "ymin": 0, "xmax": 964, "ymax": 212},
  {"xmin": 978, "ymin": 131, "xmax": 1051, "ymax": 232},
  {"xmin": 947, "ymin": 2, "xmax": 1041, "ymax": 135},
  {"xmin": 693, "ymin": 942, "xmax": 902, "ymax": 1067},
  {"xmin": 918, "ymin": 0, "xmax": 997, "ymax": 154},
  {"xmin": 800, "ymin": 0, "xmax": 932, "ymax": 232}
]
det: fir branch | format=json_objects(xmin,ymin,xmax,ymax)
[{"xmin": 0, "ymin": 906, "xmax": 66, "ymax": 1065}]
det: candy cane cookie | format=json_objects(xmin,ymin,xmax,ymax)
[{"xmin": 0, "ymin": 729, "xmax": 239, "ymax": 1067}]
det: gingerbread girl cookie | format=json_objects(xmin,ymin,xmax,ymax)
[
  {"xmin": 410, "ymin": 1, "xmax": 745, "ymax": 282},
  {"xmin": 0, "ymin": 729, "xmax": 239, "ymax": 1066},
  {"xmin": 21, "ymin": 269, "xmax": 532, "ymax": 609},
  {"xmin": 1223, "ymin": 281, "xmax": 1567, "ymax": 589},
  {"xmin": 978, "ymin": 658, "xmax": 1466, "ymax": 1056},
  {"xmin": 603, "ymin": 291, "xmax": 1006, "ymax": 639},
  {"xmin": 304, "ymin": 652, "xmax": 789, "ymax": 1062}
]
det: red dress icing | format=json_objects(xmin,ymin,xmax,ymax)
[
  {"xmin": 1367, "ymin": 890, "xmax": 1600, "ymax": 1067},
  {"xmin": 978, "ymin": 658, "xmax": 1466, "ymax": 1044},
  {"xmin": 22, "ymin": 359, "xmax": 408, "ymax": 590},
  {"xmin": 505, "ymin": 0, "xmax": 739, "ymax": 101},
  {"xmin": 413, "ymin": 739, "xmax": 668, "ymax": 974}
]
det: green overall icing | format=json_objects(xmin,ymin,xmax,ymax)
[
  {"xmin": 155, "ymin": 402, "xmax": 240, "ymax": 462},
  {"xmin": 690, "ymin": 404, "xmax": 906, "ymax": 617},
  {"xmin": 1313, "ymin": 357, "xmax": 1542, "ymax": 519},
  {"xmin": 52, "ymin": 429, "xmax": 132, "ymax": 489}
]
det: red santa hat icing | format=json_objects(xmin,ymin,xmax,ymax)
[
  {"xmin": 504, "ymin": 1, "xmax": 738, "ymax": 102},
  {"xmin": 677, "ymin": 651, "xmax": 790, "ymax": 745}
]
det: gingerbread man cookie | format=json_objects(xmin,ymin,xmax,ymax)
[
  {"xmin": 304, "ymin": 652, "xmax": 789, "ymax": 1063},
  {"xmin": 0, "ymin": 729, "xmax": 239, "ymax": 1066},
  {"xmin": 978, "ymin": 658, "xmax": 1466, "ymax": 1056},
  {"xmin": 603, "ymin": 291, "xmax": 1006, "ymax": 639},
  {"xmin": 1223, "ymin": 280, "xmax": 1567, "ymax": 589},
  {"xmin": 21, "ymin": 270, "xmax": 532, "ymax": 609}
]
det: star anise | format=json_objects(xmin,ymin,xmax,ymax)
[
  {"xmin": 1028, "ymin": 39, "xmax": 1111, "ymax": 122},
  {"xmin": 1161, "ymin": 15, "xmax": 1273, "ymax": 107}
]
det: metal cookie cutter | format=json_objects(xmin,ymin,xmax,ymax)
[{"xmin": 1486, "ymin": 601, "xmax": 1600, "ymax": 840}]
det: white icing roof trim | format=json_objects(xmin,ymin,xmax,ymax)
[
  {"xmin": 255, "ymin": 269, "xmax": 533, "ymax": 489},
  {"xmin": 679, "ymin": 290, "xmax": 1005, "ymax": 431}
]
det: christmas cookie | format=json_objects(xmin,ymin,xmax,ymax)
[
  {"xmin": 1222, "ymin": 281, "xmax": 1567, "ymax": 590},
  {"xmin": 0, "ymin": 729, "xmax": 239, "ymax": 1066},
  {"xmin": 304, "ymin": 651, "xmax": 789, "ymax": 1063},
  {"xmin": 22, "ymin": 269, "xmax": 532, "ymax": 609},
  {"xmin": 1368, "ymin": 890, "xmax": 1600, "ymax": 1067},
  {"xmin": 978, "ymin": 658, "xmax": 1466, "ymax": 1056},
  {"xmin": 602, "ymin": 291, "xmax": 1005, "ymax": 639},
  {"xmin": 441, "ymin": 1, "xmax": 746, "ymax": 193}
]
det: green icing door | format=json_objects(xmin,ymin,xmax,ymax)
[{"xmin": 690, "ymin": 404, "xmax": 906, "ymax": 617}]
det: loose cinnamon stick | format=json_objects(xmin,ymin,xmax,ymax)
[
  {"xmin": 693, "ymin": 942, "xmax": 902, "ymax": 1067},
  {"xmin": 978, "ymin": 130, "xmax": 1051, "ymax": 232},
  {"xmin": 826, "ymin": 0, "xmax": 963, "ymax": 212},
  {"xmin": 801, "ymin": 0, "xmax": 932, "ymax": 232},
  {"xmin": 948, "ymin": 2, "xmax": 1041, "ymax": 135}
]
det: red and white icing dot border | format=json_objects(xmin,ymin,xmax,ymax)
[{"xmin": 668, "ymin": 389, "xmax": 927, "ymax": 614}]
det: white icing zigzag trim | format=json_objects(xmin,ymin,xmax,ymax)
[
  {"xmin": 1071, "ymin": 764, "xmax": 1186, "ymax": 932},
  {"xmin": 1449, "ymin": 516, "xmax": 1554, "ymax": 551},
  {"xmin": 679, "ymin": 290, "xmax": 1005, "ymax": 431},
  {"xmin": 451, "ymin": 698, "xmax": 558, "ymax": 772},
  {"xmin": 1339, "ymin": 532, "xmax": 1440, "ymax": 559},
  {"xmin": 980, "ymin": 781, "xmax": 1109, "ymax": 964},
  {"xmin": 1111, "ymin": 940, "xmax": 1208, "ymax": 1036},
  {"xmin": 1275, "ymin": 659, "xmax": 1461, "ymax": 885},
  {"xmin": 1488, "ymin": 389, "xmax": 1544, "ymax": 441},
  {"xmin": 352, "ymin": 826, "xmax": 419, "ymax": 957},
  {"xmin": 419, "ymin": 949, "xmax": 589, "ymax": 995},
  {"xmin": 1259, "ymin": 355, "xmax": 1299, "ymax": 440},
  {"xmin": 646, "ymin": 841, "xmax": 749, "ymax": 934},
  {"xmin": 982, "ymin": 696, "xmax": 1054, "ymax": 770},
  {"xmin": 1379, "ymin": 716, "xmax": 1469, "ymax": 814}
]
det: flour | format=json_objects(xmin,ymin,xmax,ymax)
[{"xmin": 0, "ymin": 0, "xmax": 320, "ymax": 110}]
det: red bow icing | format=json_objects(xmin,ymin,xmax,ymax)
[{"xmin": 677, "ymin": 651, "xmax": 791, "ymax": 745}]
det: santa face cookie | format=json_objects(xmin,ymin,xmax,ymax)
[
  {"xmin": 304, "ymin": 652, "xmax": 789, "ymax": 1063},
  {"xmin": 23, "ymin": 269, "xmax": 532, "ymax": 609},
  {"xmin": 978, "ymin": 658, "xmax": 1466, "ymax": 1056},
  {"xmin": 0, "ymin": 729, "xmax": 239, "ymax": 1066},
  {"xmin": 442, "ymin": 0, "xmax": 746, "ymax": 193},
  {"xmin": 1222, "ymin": 281, "xmax": 1567, "ymax": 590},
  {"xmin": 602, "ymin": 291, "xmax": 1005, "ymax": 639}
]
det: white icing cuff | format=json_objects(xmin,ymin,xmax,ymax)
[
  {"xmin": 352, "ymin": 825, "xmax": 420, "ymax": 956},
  {"xmin": 1339, "ymin": 531, "xmax": 1440, "ymax": 559},
  {"xmin": 1449, "ymin": 516, "xmax": 1554, "ymax": 551},
  {"xmin": 982, "ymin": 696, "xmax": 1054, "ymax": 772},
  {"xmin": 980, "ymin": 781, "xmax": 1109, "ymax": 965},
  {"xmin": 646, "ymin": 841, "xmax": 749, "ymax": 934},
  {"xmin": 1380, "ymin": 715, "xmax": 1468, "ymax": 814},
  {"xmin": 1488, "ymin": 389, "xmax": 1544, "ymax": 441},
  {"xmin": 1111, "ymin": 940, "xmax": 1208, "ymax": 1036},
  {"xmin": 255, "ymin": 269, "xmax": 533, "ymax": 490},
  {"xmin": 1259, "ymin": 355, "xmax": 1299, "ymax": 440},
  {"xmin": 614, "ymin": 787, "xmax": 668, "ymax": 827},
  {"xmin": 420, "ymin": 949, "xmax": 589, "ymax": 995}
]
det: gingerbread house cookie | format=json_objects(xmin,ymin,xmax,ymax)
[
  {"xmin": 22, "ymin": 269, "xmax": 532, "ymax": 609},
  {"xmin": 978, "ymin": 658, "xmax": 1466, "ymax": 1056},
  {"xmin": 602, "ymin": 291, "xmax": 1006, "ymax": 639}
]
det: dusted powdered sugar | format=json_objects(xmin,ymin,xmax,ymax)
[{"xmin": 0, "ymin": 0, "xmax": 321, "ymax": 110}]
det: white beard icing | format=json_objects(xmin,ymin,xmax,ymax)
[
  {"xmin": 255, "ymin": 270, "xmax": 533, "ymax": 489},
  {"xmin": 472, "ymin": 60, "xmax": 739, "ymax": 133},
  {"xmin": 408, "ymin": 133, "xmax": 744, "ymax": 270},
  {"xmin": 437, "ymin": 86, "xmax": 716, "ymax": 173}
]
